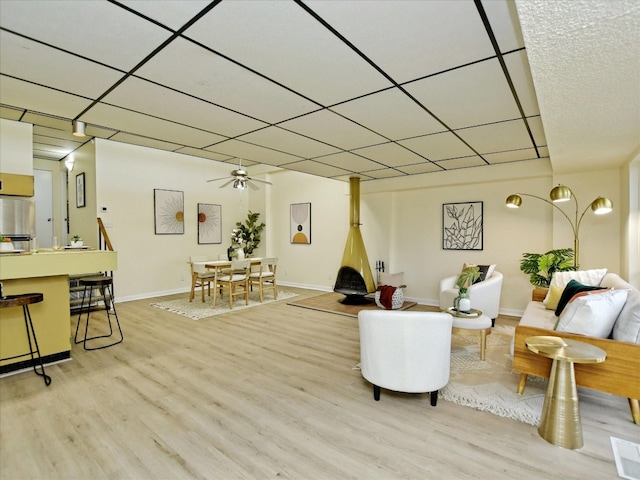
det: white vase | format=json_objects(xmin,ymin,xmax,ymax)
[
  {"xmin": 458, "ymin": 297, "xmax": 471, "ymax": 313},
  {"xmin": 71, "ymin": 240, "xmax": 84, "ymax": 248},
  {"xmin": 236, "ymin": 248, "xmax": 245, "ymax": 259}
]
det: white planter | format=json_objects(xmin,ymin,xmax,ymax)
[{"xmin": 71, "ymin": 240, "xmax": 84, "ymax": 248}]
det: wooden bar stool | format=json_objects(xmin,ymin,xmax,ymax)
[
  {"xmin": 74, "ymin": 276, "xmax": 123, "ymax": 350},
  {"xmin": 0, "ymin": 293, "xmax": 52, "ymax": 386}
]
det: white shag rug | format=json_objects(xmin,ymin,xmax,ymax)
[
  {"xmin": 441, "ymin": 325, "xmax": 622, "ymax": 425},
  {"xmin": 151, "ymin": 290, "xmax": 297, "ymax": 320}
]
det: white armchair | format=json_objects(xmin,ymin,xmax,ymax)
[
  {"xmin": 358, "ymin": 310, "xmax": 453, "ymax": 405},
  {"xmin": 439, "ymin": 270, "xmax": 503, "ymax": 323}
]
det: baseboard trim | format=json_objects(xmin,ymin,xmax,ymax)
[{"xmin": 0, "ymin": 351, "xmax": 71, "ymax": 375}]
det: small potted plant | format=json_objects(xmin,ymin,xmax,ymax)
[
  {"xmin": 70, "ymin": 235, "xmax": 84, "ymax": 248},
  {"xmin": 454, "ymin": 265, "xmax": 481, "ymax": 312}
]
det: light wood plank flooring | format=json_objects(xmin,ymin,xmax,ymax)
[{"xmin": 1, "ymin": 287, "xmax": 637, "ymax": 479}]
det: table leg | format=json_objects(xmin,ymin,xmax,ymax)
[{"xmin": 538, "ymin": 358, "xmax": 583, "ymax": 449}]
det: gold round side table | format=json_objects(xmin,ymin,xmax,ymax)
[{"xmin": 525, "ymin": 336, "xmax": 606, "ymax": 449}]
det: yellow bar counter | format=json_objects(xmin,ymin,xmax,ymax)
[{"xmin": 0, "ymin": 249, "xmax": 117, "ymax": 372}]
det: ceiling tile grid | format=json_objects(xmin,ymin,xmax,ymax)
[{"xmin": 0, "ymin": 0, "xmax": 564, "ymax": 182}]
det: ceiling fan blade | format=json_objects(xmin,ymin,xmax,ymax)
[
  {"xmin": 218, "ymin": 179, "xmax": 235, "ymax": 188},
  {"xmin": 247, "ymin": 176, "xmax": 272, "ymax": 185},
  {"xmin": 206, "ymin": 176, "xmax": 230, "ymax": 183},
  {"xmin": 247, "ymin": 180, "xmax": 259, "ymax": 191}
]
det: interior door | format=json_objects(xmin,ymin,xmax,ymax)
[{"xmin": 34, "ymin": 169, "xmax": 54, "ymax": 248}]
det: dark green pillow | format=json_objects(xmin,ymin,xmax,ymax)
[{"xmin": 554, "ymin": 279, "xmax": 605, "ymax": 316}]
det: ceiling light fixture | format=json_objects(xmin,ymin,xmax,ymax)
[
  {"xmin": 72, "ymin": 120, "xmax": 86, "ymax": 137},
  {"xmin": 505, "ymin": 185, "xmax": 613, "ymax": 267},
  {"xmin": 233, "ymin": 178, "xmax": 246, "ymax": 190}
]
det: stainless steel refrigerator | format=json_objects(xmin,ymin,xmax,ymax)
[{"xmin": 0, "ymin": 195, "xmax": 36, "ymax": 250}]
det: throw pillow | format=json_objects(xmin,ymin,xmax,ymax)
[
  {"xmin": 545, "ymin": 285, "xmax": 565, "ymax": 310},
  {"xmin": 612, "ymin": 288, "xmax": 640, "ymax": 344},
  {"xmin": 543, "ymin": 268, "xmax": 608, "ymax": 304},
  {"xmin": 461, "ymin": 263, "xmax": 496, "ymax": 283},
  {"xmin": 555, "ymin": 289, "xmax": 629, "ymax": 338},
  {"xmin": 554, "ymin": 279, "xmax": 606, "ymax": 316},
  {"xmin": 378, "ymin": 272, "xmax": 405, "ymax": 288}
]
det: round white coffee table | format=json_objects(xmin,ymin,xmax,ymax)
[{"xmin": 445, "ymin": 307, "xmax": 492, "ymax": 361}]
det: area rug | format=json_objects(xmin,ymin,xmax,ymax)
[
  {"xmin": 441, "ymin": 325, "xmax": 624, "ymax": 425},
  {"xmin": 151, "ymin": 290, "xmax": 297, "ymax": 320},
  {"xmin": 288, "ymin": 291, "xmax": 417, "ymax": 318}
]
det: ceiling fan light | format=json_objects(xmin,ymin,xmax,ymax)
[
  {"xmin": 591, "ymin": 196, "xmax": 613, "ymax": 214},
  {"xmin": 505, "ymin": 194, "xmax": 522, "ymax": 208},
  {"xmin": 233, "ymin": 179, "xmax": 246, "ymax": 190},
  {"xmin": 550, "ymin": 185, "xmax": 572, "ymax": 203},
  {"xmin": 72, "ymin": 120, "xmax": 86, "ymax": 137}
]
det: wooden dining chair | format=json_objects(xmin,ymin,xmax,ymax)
[
  {"xmin": 213, "ymin": 259, "xmax": 250, "ymax": 309},
  {"xmin": 249, "ymin": 257, "xmax": 278, "ymax": 302},
  {"xmin": 189, "ymin": 256, "xmax": 217, "ymax": 302}
]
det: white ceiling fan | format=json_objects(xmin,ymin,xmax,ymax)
[{"xmin": 206, "ymin": 159, "xmax": 272, "ymax": 190}]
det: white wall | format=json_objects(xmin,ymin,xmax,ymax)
[
  {"xmin": 0, "ymin": 118, "xmax": 32, "ymax": 175},
  {"xmin": 95, "ymin": 139, "xmax": 255, "ymax": 300}
]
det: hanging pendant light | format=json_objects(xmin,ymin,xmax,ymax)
[{"xmin": 72, "ymin": 120, "xmax": 86, "ymax": 137}]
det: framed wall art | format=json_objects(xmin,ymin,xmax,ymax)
[
  {"xmin": 442, "ymin": 201, "xmax": 483, "ymax": 250},
  {"xmin": 290, "ymin": 202, "xmax": 311, "ymax": 244},
  {"xmin": 154, "ymin": 189, "xmax": 184, "ymax": 235},
  {"xmin": 197, "ymin": 203, "xmax": 222, "ymax": 244},
  {"xmin": 75, "ymin": 172, "xmax": 86, "ymax": 208}
]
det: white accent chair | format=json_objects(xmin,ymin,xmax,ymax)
[
  {"xmin": 439, "ymin": 270, "xmax": 503, "ymax": 324},
  {"xmin": 358, "ymin": 310, "xmax": 453, "ymax": 405}
]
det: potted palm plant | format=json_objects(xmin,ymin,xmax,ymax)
[{"xmin": 519, "ymin": 248, "xmax": 576, "ymax": 288}]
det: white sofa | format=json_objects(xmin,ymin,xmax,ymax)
[
  {"xmin": 512, "ymin": 272, "xmax": 640, "ymax": 424},
  {"xmin": 439, "ymin": 270, "xmax": 503, "ymax": 322}
]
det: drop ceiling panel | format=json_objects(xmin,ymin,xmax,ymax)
[
  {"xmin": 0, "ymin": 76, "xmax": 92, "ymax": 119},
  {"xmin": 27, "ymin": 115, "xmax": 74, "ymax": 133},
  {"xmin": 104, "ymin": 76, "xmax": 265, "ymax": 138},
  {"xmin": 504, "ymin": 50, "xmax": 540, "ymax": 116},
  {"xmin": 279, "ymin": 110, "xmax": 387, "ymax": 150},
  {"xmin": 205, "ymin": 139, "xmax": 301, "ymax": 167},
  {"xmin": 240, "ymin": 126, "xmax": 340, "ymax": 159},
  {"xmin": 457, "ymin": 120, "xmax": 533, "ymax": 154},
  {"xmin": 482, "ymin": 0, "xmax": 525, "ymax": 52},
  {"xmin": 0, "ymin": 0, "xmax": 172, "ymax": 71},
  {"xmin": 135, "ymin": 38, "xmax": 320, "ymax": 124},
  {"xmin": 483, "ymin": 148, "xmax": 540, "ymax": 164},
  {"xmin": 397, "ymin": 163, "xmax": 443, "ymax": 175},
  {"xmin": 109, "ymin": 132, "xmax": 183, "ymax": 152},
  {"xmin": 405, "ymin": 59, "xmax": 521, "ymax": 130},
  {"xmin": 282, "ymin": 159, "xmax": 352, "ymax": 178},
  {"xmin": 331, "ymin": 88, "xmax": 445, "ymax": 141},
  {"xmin": 84, "ymin": 104, "xmax": 227, "ymax": 148},
  {"xmin": 118, "ymin": 0, "xmax": 212, "ymax": 31},
  {"xmin": 0, "ymin": 105, "xmax": 23, "ymax": 120},
  {"xmin": 33, "ymin": 124, "xmax": 84, "ymax": 142},
  {"xmin": 527, "ymin": 116, "xmax": 547, "ymax": 147},
  {"xmin": 352, "ymin": 142, "xmax": 427, "ymax": 167},
  {"xmin": 0, "ymin": 32, "xmax": 123, "ymax": 99},
  {"xmin": 33, "ymin": 143, "xmax": 71, "ymax": 158},
  {"xmin": 313, "ymin": 152, "xmax": 385, "ymax": 173},
  {"xmin": 184, "ymin": 1, "xmax": 392, "ymax": 106},
  {"xmin": 399, "ymin": 132, "xmax": 476, "ymax": 161},
  {"xmin": 33, "ymin": 134, "xmax": 80, "ymax": 151},
  {"xmin": 434, "ymin": 155, "xmax": 487, "ymax": 169},
  {"xmin": 305, "ymin": 0, "xmax": 495, "ymax": 83},
  {"xmin": 174, "ymin": 147, "xmax": 233, "ymax": 162}
]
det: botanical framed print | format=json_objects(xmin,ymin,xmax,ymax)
[
  {"xmin": 197, "ymin": 203, "xmax": 222, "ymax": 244},
  {"xmin": 154, "ymin": 189, "xmax": 184, "ymax": 235},
  {"xmin": 75, "ymin": 172, "xmax": 85, "ymax": 208},
  {"xmin": 443, "ymin": 201, "xmax": 483, "ymax": 250},
  {"xmin": 290, "ymin": 202, "xmax": 311, "ymax": 244}
]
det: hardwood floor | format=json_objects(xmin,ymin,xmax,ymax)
[{"xmin": 0, "ymin": 287, "xmax": 636, "ymax": 479}]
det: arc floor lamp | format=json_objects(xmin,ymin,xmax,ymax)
[{"xmin": 505, "ymin": 185, "xmax": 613, "ymax": 267}]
